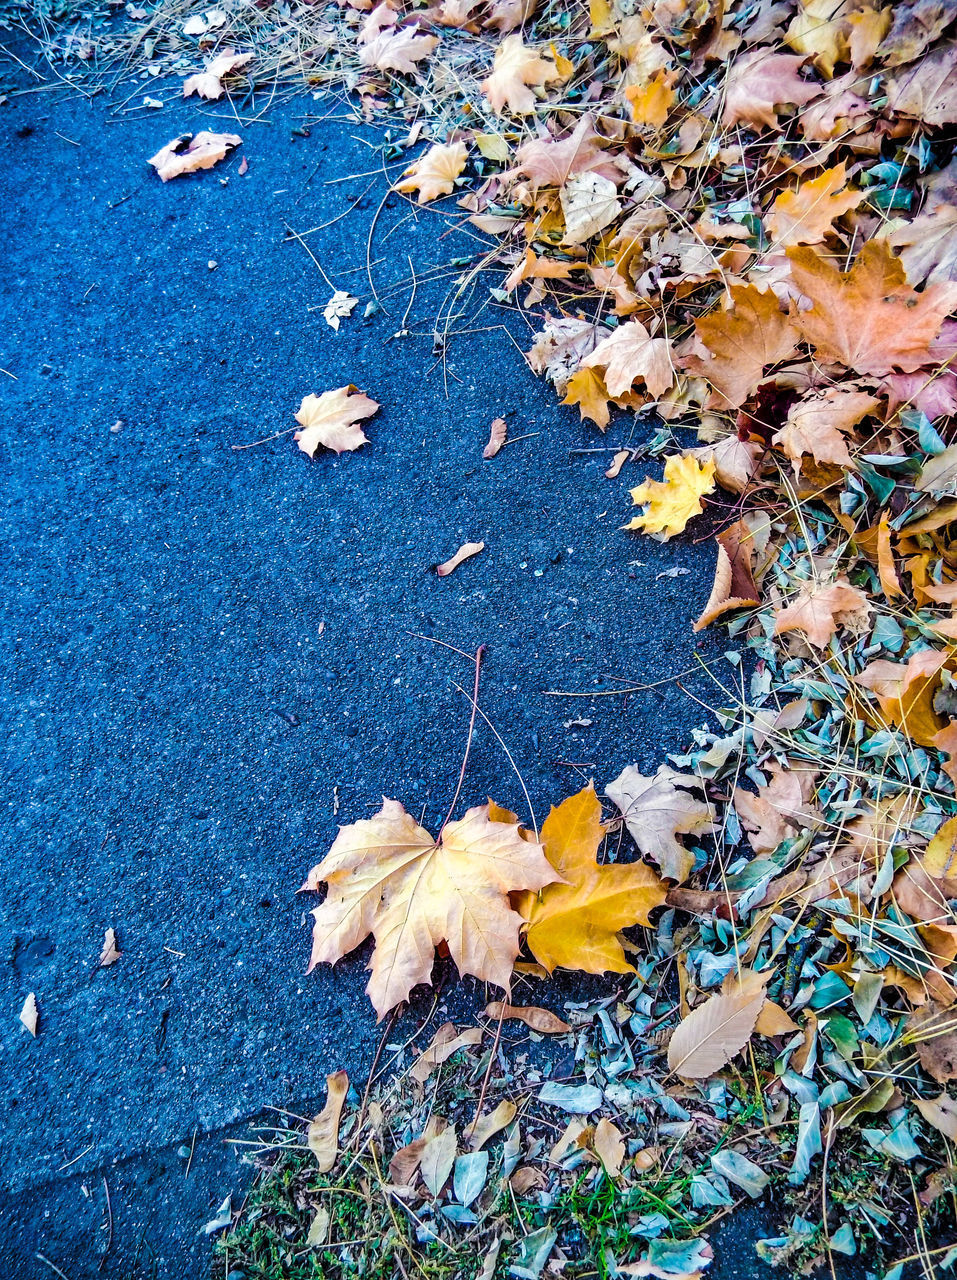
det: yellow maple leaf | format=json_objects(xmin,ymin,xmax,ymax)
[
  {"xmin": 562, "ymin": 367, "xmax": 612, "ymax": 430},
  {"xmin": 294, "ymin": 386, "xmax": 380, "ymax": 456},
  {"xmin": 395, "ymin": 141, "xmax": 468, "ymax": 204},
  {"xmin": 518, "ymin": 785, "xmax": 667, "ymax": 974},
  {"xmin": 625, "ymin": 72, "xmax": 675, "ymax": 127},
  {"xmin": 304, "ymin": 799, "xmax": 560, "ymax": 1017},
  {"xmin": 766, "ymin": 163, "xmax": 865, "ymax": 246},
  {"xmin": 625, "ymin": 453, "xmax": 716, "ymax": 540},
  {"xmin": 480, "ymin": 34, "xmax": 565, "ymax": 114},
  {"xmin": 786, "ymin": 0, "xmax": 850, "ymax": 77}
]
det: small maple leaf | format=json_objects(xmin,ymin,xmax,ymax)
[
  {"xmin": 605, "ymin": 765, "xmax": 714, "ymax": 883},
  {"xmin": 681, "ymin": 284, "xmax": 800, "ymax": 410},
  {"xmin": 766, "ymin": 163, "xmax": 865, "ymax": 247},
  {"xmin": 303, "ymin": 799, "xmax": 560, "ymax": 1017},
  {"xmin": 560, "ymin": 173, "xmax": 621, "ymax": 246},
  {"xmin": 517, "ymin": 785, "xmax": 667, "ymax": 975},
  {"xmin": 395, "ymin": 141, "xmax": 467, "ymax": 204},
  {"xmin": 772, "ymin": 387, "xmax": 879, "ymax": 474},
  {"xmin": 785, "ymin": 0, "xmax": 851, "ymax": 78},
  {"xmin": 294, "ymin": 386, "xmax": 379, "ymax": 456},
  {"xmin": 694, "ymin": 519, "xmax": 761, "ymax": 631},
  {"xmin": 856, "ymin": 647, "xmax": 952, "ymax": 749},
  {"xmin": 722, "ymin": 50, "xmax": 821, "ymax": 129},
  {"xmin": 772, "ymin": 577, "xmax": 871, "ymax": 649},
  {"xmin": 359, "ymin": 25, "xmax": 438, "ymax": 74},
  {"xmin": 788, "ymin": 241, "xmax": 957, "ymax": 376},
  {"xmin": 481, "ymin": 34, "xmax": 565, "ymax": 114},
  {"xmin": 148, "ymin": 131, "xmax": 241, "ymax": 182},
  {"xmin": 582, "ymin": 320, "xmax": 674, "ymax": 399},
  {"xmin": 322, "ymin": 291, "xmax": 359, "ymax": 332},
  {"xmin": 562, "ymin": 367, "xmax": 612, "ymax": 430},
  {"xmin": 625, "ymin": 72, "xmax": 675, "ymax": 127},
  {"xmin": 734, "ymin": 762, "xmax": 820, "ymax": 854},
  {"xmin": 182, "ymin": 51, "xmax": 251, "ymax": 100},
  {"xmin": 624, "ymin": 453, "xmax": 716, "ymax": 541},
  {"xmin": 692, "ymin": 435, "xmax": 763, "ymax": 494}
]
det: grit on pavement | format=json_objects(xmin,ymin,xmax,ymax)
[{"xmin": 0, "ymin": 52, "xmax": 746, "ymax": 1276}]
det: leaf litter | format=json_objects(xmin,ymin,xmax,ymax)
[{"xmin": 31, "ymin": 0, "xmax": 957, "ymax": 1270}]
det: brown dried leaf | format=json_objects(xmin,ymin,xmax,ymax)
[
  {"xmin": 907, "ymin": 1001, "xmax": 957, "ymax": 1082},
  {"xmin": 411, "ymin": 1024, "xmax": 484, "ymax": 1082},
  {"xmin": 483, "ymin": 417, "xmax": 507, "ymax": 459},
  {"xmin": 485, "ymin": 1001, "xmax": 571, "ymax": 1033},
  {"xmin": 722, "ymin": 50, "xmax": 822, "ymax": 129},
  {"xmin": 766, "ymin": 163, "xmax": 865, "ymax": 246},
  {"xmin": 481, "ymin": 35, "xmax": 565, "ymax": 114},
  {"xmin": 773, "ymin": 387, "xmax": 878, "ymax": 474},
  {"xmin": 395, "ymin": 142, "xmax": 468, "ymax": 204},
  {"xmin": 682, "ymin": 285, "xmax": 800, "ymax": 410},
  {"xmin": 294, "ymin": 386, "xmax": 380, "ymax": 457},
  {"xmin": 773, "ymin": 577, "xmax": 871, "ymax": 649},
  {"xmin": 467, "ymin": 1099, "xmax": 518, "ymax": 1149},
  {"xmin": 914, "ymin": 1092, "xmax": 957, "ymax": 1140},
  {"xmin": 667, "ymin": 969, "xmax": 767, "ymax": 1080},
  {"xmin": 734, "ymin": 762, "xmax": 820, "ymax": 853},
  {"xmin": 694, "ymin": 519, "xmax": 761, "ymax": 631},
  {"xmin": 182, "ymin": 51, "xmax": 251, "ymax": 100},
  {"xmin": 591, "ymin": 1118, "xmax": 625, "ymax": 1176},
  {"xmin": 582, "ymin": 320, "xmax": 674, "ymax": 399},
  {"xmin": 606, "ymin": 765, "xmax": 714, "ymax": 883},
  {"xmin": 308, "ymin": 1070, "xmax": 349, "ymax": 1172},
  {"xmin": 148, "ymin": 131, "xmax": 242, "ymax": 182}
]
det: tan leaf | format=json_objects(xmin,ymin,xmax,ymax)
[
  {"xmin": 886, "ymin": 39, "xmax": 957, "ymax": 126},
  {"xmin": 395, "ymin": 142, "xmax": 468, "ymax": 204},
  {"xmin": 467, "ymin": 1099, "xmax": 517, "ymax": 1149},
  {"xmin": 773, "ymin": 388, "xmax": 878, "ymax": 474},
  {"xmin": 605, "ymin": 765, "xmax": 714, "ymax": 883},
  {"xmin": 624, "ymin": 454, "xmax": 716, "ymax": 540},
  {"xmin": 359, "ymin": 25, "xmax": 438, "ymax": 74},
  {"xmin": 788, "ymin": 241, "xmax": 957, "ymax": 376},
  {"xmin": 845, "ymin": 4, "xmax": 891, "ymax": 66},
  {"xmin": 560, "ymin": 173, "xmax": 622, "ymax": 246},
  {"xmin": 99, "ymin": 928, "xmax": 122, "ymax": 967},
  {"xmin": 888, "ymin": 205, "xmax": 957, "ymax": 286},
  {"xmin": 694, "ymin": 519, "xmax": 760, "ymax": 631},
  {"xmin": 304, "ymin": 799, "xmax": 559, "ymax": 1017},
  {"xmin": 483, "ymin": 417, "xmax": 507, "ymax": 459},
  {"xmin": 877, "ymin": 514, "xmax": 903, "ymax": 600},
  {"xmin": 755, "ymin": 999, "xmax": 801, "ymax": 1037},
  {"xmin": 625, "ymin": 72, "xmax": 675, "ymax": 127},
  {"xmin": 722, "ymin": 50, "xmax": 822, "ymax": 130},
  {"xmin": 526, "ymin": 315, "xmax": 602, "ymax": 393},
  {"xmin": 294, "ymin": 386, "xmax": 379, "ymax": 457},
  {"xmin": 513, "ymin": 115, "xmax": 612, "ymax": 189},
  {"xmin": 481, "ymin": 35, "xmax": 565, "ymax": 114},
  {"xmin": 582, "ymin": 321, "xmax": 674, "ymax": 399},
  {"xmin": 855, "ymin": 647, "xmax": 951, "ymax": 748},
  {"xmin": 914, "ymin": 1092, "xmax": 957, "ymax": 1141},
  {"xmin": 693, "ymin": 435, "xmax": 763, "ymax": 495},
  {"xmin": 668, "ymin": 969, "xmax": 767, "ymax": 1080},
  {"xmin": 591, "ymin": 1118, "xmax": 625, "ymax": 1176},
  {"xmin": 420, "ymin": 1121, "xmax": 457, "ymax": 1196},
  {"xmin": 773, "ymin": 577, "xmax": 871, "ymax": 649},
  {"xmin": 682, "ymin": 285, "xmax": 800, "ymax": 410},
  {"xmin": 485, "ymin": 1001, "xmax": 571, "ymax": 1033},
  {"xmin": 436, "ymin": 540, "xmax": 485, "ymax": 576},
  {"xmin": 734, "ymin": 762, "xmax": 820, "ymax": 854},
  {"xmin": 148, "ymin": 131, "xmax": 242, "ymax": 182},
  {"xmin": 19, "ymin": 993, "xmax": 38, "ymax": 1037},
  {"xmin": 307, "ymin": 1070, "xmax": 349, "ymax": 1172},
  {"xmin": 605, "ymin": 449, "xmax": 629, "ymax": 479},
  {"xmin": 907, "ymin": 1002, "xmax": 957, "ymax": 1082},
  {"xmin": 411, "ymin": 1024, "xmax": 484, "ymax": 1083},
  {"xmin": 925, "ymin": 815, "xmax": 957, "ymax": 883},
  {"xmin": 182, "ymin": 51, "xmax": 251, "ymax": 100},
  {"xmin": 767, "ymin": 163, "xmax": 865, "ymax": 247}
]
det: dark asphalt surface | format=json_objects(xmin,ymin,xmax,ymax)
[{"xmin": 0, "ymin": 48, "xmax": 772, "ymax": 1278}]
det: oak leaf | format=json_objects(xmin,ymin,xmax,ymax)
[
  {"xmin": 694, "ymin": 519, "xmax": 761, "ymax": 631},
  {"xmin": 148, "ymin": 131, "xmax": 241, "ymax": 182},
  {"xmin": 605, "ymin": 765, "xmax": 714, "ymax": 883},
  {"xmin": 722, "ymin": 50, "xmax": 822, "ymax": 130},
  {"xmin": 624, "ymin": 453, "xmax": 716, "ymax": 540},
  {"xmin": 395, "ymin": 141, "xmax": 468, "ymax": 203},
  {"xmin": 668, "ymin": 969, "xmax": 767, "ymax": 1080},
  {"xmin": 772, "ymin": 387, "xmax": 878, "ymax": 474},
  {"xmin": 681, "ymin": 285, "xmax": 800, "ymax": 410},
  {"xmin": 481, "ymin": 35, "xmax": 565, "ymax": 114},
  {"xmin": 518, "ymin": 785, "xmax": 667, "ymax": 975},
  {"xmin": 582, "ymin": 320, "xmax": 674, "ymax": 399},
  {"xmin": 788, "ymin": 241, "xmax": 957, "ymax": 375},
  {"xmin": 182, "ymin": 50, "xmax": 251, "ymax": 100},
  {"xmin": 294, "ymin": 386, "xmax": 379, "ymax": 456},
  {"xmin": 773, "ymin": 577, "xmax": 871, "ymax": 649},
  {"xmin": 766, "ymin": 163, "xmax": 865, "ymax": 246},
  {"xmin": 303, "ymin": 799, "xmax": 559, "ymax": 1017}
]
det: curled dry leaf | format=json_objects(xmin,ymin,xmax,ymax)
[
  {"xmin": 483, "ymin": 417, "xmax": 507, "ymax": 459},
  {"xmin": 694, "ymin": 519, "xmax": 760, "ymax": 632},
  {"xmin": 605, "ymin": 449, "xmax": 629, "ymax": 479},
  {"xmin": 484, "ymin": 1001, "xmax": 571, "ymax": 1033},
  {"xmin": 667, "ymin": 969, "xmax": 767, "ymax": 1080},
  {"xmin": 99, "ymin": 928, "xmax": 122, "ymax": 967},
  {"xmin": 308, "ymin": 1069, "xmax": 350, "ymax": 1172},
  {"xmin": 182, "ymin": 51, "xmax": 252, "ymax": 100},
  {"xmin": 19, "ymin": 992, "xmax": 38, "ymax": 1037},
  {"xmin": 395, "ymin": 141, "xmax": 467, "ymax": 204},
  {"xmin": 624, "ymin": 454, "xmax": 716, "ymax": 540},
  {"xmin": 467, "ymin": 1098, "xmax": 517, "ymax": 1149},
  {"xmin": 294, "ymin": 386, "xmax": 379, "ymax": 457},
  {"xmin": 303, "ymin": 799, "xmax": 558, "ymax": 1016},
  {"xmin": 148, "ymin": 131, "xmax": 242, "ymax": 182},
  {"xmin": 907, "ymin": 1001, "xmax": 957, "ymax": 1082},
  {"xmin": 773, "ymin": 577, "xmax": 871, "ymax": 649},
  {"xmin": 518, "ymin": 785, "xmax": 668, "ymax": 973},
  {"xmin": 734, "ymin": 762, "xmax": 820, "ymax": 854},
  {"xmin": 436, "ymin": 540, "xmax": 485, "ymax": 576},
  {"xmin": 410, "ymin": 1023, "xmax": 483, "ymax": 1083}
]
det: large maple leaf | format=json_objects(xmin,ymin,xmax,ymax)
[
  {"xmin": 681, "ymin": 284, "xmax": 800, "ymax": 410},
  {"xmin": 518, "ymin": 785, "xmax": 667, "ymax": 975},
  {"xmin": 303, "ymin": 800, "xmax": 559, "ymax": 1017},
  {"xmin": 787, "ymin": 241, "xmax": 957, "ymax": 376},
  {"xmin": 766, "ymin": 163, "xmax": 864, "ymax": 247}
]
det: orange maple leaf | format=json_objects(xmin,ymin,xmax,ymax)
[
  {"xmin": 395, "ymin": 141, "xmax": 468, "ymax": 203},
  {"xmin": 766, "ymin": 162, "xmax": 865, "ymax": 247},
  {"xmin": 787, "ymin": 241, "xmax": 957, "ymax": 375},
  {"xmin": 682, "ymin": 284, "xmax": 800, "ymax": 410}
]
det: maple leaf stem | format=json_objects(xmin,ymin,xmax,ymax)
[{"xmin": 438, "ymin": 643, "xmax": 485, "ymax": 837}]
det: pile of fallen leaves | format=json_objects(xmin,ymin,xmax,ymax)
[{"xmin": 25, "ymin": 0, "xmax": 957, "ymax": 1270}]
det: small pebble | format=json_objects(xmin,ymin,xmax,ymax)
[
  {"xmin": 110, "ymin": 420, "xmax": 123, "ymax": 433},
  {"xmin": 208, "ymin": 260, "xmax": 218, "ymax": 270},
  {"xmin": 176, "ymin": 1144, "xmax": 191, "ymax": 1159}
]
